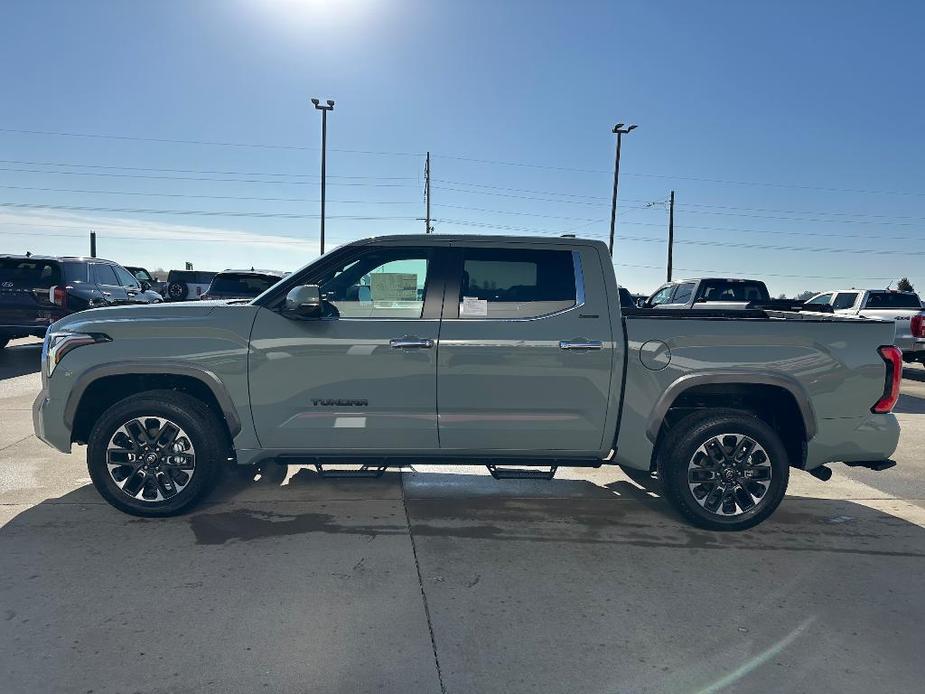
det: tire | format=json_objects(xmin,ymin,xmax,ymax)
[
  {"xmin": 619, "ymin": 464, "xmax": 659, "ymax": 489},
  {"xmin": 87, "ymin": 390, "xmax": 227, "ymax": 517},
  {"xmin": 656, "ymin": 409, "xmax": 789, "ymax": 531},
  {"xmin": 166, "ymin": 281, "xmax": 188, "ymax": 301}
]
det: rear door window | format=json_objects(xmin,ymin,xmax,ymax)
[
  {"xmin": 669, "ymin": 282, "xmax": 696, "ymax": 305},
  {"xmin": 0, "ymin": 259, "xmax": 62, "ymax": 289},
  {"xmin": 832, "ymin": 292, "xmax": 859, "ymax": 310},
  {"xmin": 456, "ymin": 248, "xmax": 576, "ymax": 319},
  {"xmin": 91, "ymin": 264, "xmax": 119, "ymax": 286},
  {"xmin": 698, "ymin": 280, "xmax": 769, "ymax": 303},
  {"xmin": 865, "ymin": 292, "xmax": 922, "ymax": 309}
]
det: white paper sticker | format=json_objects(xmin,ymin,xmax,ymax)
[{"xmin": 461, "ymin": 296, "xmax": 488, "ymax": 316}]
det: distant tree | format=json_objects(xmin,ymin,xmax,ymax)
[
  {"xmin": 897, "ymin": 277, "xmax": 915, "ymax": 292},
  {"xmin": 796, "ymin": 290, "xmax": 818, "ymax": 301},
  {"xmin": 777, "ymin": 293, "xmax": 787, "ymax": 300}
]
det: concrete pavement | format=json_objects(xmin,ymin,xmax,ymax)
[{"xmin": 2, "ymin": 338, "xmax": 924, "ymax": 693}]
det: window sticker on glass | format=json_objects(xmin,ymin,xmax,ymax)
[
  {"xmin": 370, "ymin": 273, "xmax": 418, "ymax": 302},
  {"xmin": 461, "ymin": 296, "xmax": 488, "ymax": 316}
]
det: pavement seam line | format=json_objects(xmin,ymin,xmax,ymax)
[
  {"xmin": 401, "ymin": 471, "xmax": 447, "ymax": 694},
  {"xmin": 0, "ymin": 434, "xmax": 33, "ymax": 453}
]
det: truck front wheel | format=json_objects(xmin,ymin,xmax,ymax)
[
  {"xmin": 87, "ymin": 390, "xmax": 225, "ymax": 517},
  {"xmin": 656, "ymin": 410, "xmax": 789, "ymax": 531}
]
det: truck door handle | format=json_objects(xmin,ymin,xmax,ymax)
[
  {"xmin": 559, "ymin": 339, "xmax": 603, "ymax": 351},
  {"xmin": 101, "ymin": 291, "xmax": 112, "ymax": 297},
  {"xmin": 390, "ymin": 336, "xmax": 434, "ymax": 349}
]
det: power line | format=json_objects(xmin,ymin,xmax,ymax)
[
  {"xmin": 0, "ymin": 184, "xmax": 418, "ymax": 205},
  {"xmin": 0, "ymin": 201, "xmax": 419, "ymax": 220},
  {"xmin": 0, "ymin": 158, "xmax": 416, "ymax": 180},
  {"xmin": 433, "ymin": 217, "xmax": 925, "ymax": 255},
  {"xmin": 0, "ymin": 127, "xmax": 422, "ymax": 157},
  {"xmin": 614, "ymin": 262, "xmax": 894, "ymax": 282},
  {"xmin": 4, "ymin": 126, "xmax": 922, "ymax": 197},
  {"xmin": 0, "ymin": 166, "xmax": 418, "ymax": 187},
  {"xmin": 434, "ymin": 153, "xmax": 925, "ymax": 197}
]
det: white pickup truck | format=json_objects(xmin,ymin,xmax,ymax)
[{"xmin": 806, "ymin": 289, "xmax": 925, "ymax": 365}]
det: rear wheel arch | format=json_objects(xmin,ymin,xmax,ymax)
[
  {"xmin": 647, "ymin": 377, "xmax": 813, "ymax": 471},
  {"xmin": 68, "ymin": 366, "xmax": 239, "ymax": 447}
]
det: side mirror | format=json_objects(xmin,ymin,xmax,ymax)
[
  {"xmin": 140, "ymin": 281, "xmax": 151, "ymax": 292},
  {"xmin": 283, "ymin": 284, "xmax": 324, "ymax": 318}
]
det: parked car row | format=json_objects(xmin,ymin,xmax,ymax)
[
  {"xmin": 0, "ymin": 254, "xmax": 288, "ymax": 348},
  {"xmin": 618, "ymin": 277, "xmax": 925, "ymax": 364},
  {"xmin": 805, "ymin": 289, "xmax": 925, "ymax": 364},
  {"xmin": 0, "ymin": 255, "xmax": 162, "ymax": 347}
]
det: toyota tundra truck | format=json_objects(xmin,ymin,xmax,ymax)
[{"xmin": 32, "ymin": 235, "xmax": 902, "ymax": 531}]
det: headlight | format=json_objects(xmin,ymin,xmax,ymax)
[{"xmin": 44, "ymin": 332, "xmax": 111, "ymax": 377}]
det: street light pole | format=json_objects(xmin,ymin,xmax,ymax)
[
  {"xmin": 311, "ymin": 97, "xmax": 335, "ymax": 255},
  {"xmin": 607, "ymin": 123, "xmax": 637, "ymax": 257}
]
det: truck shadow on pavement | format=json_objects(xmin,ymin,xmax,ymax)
[
  {"xmin": 0, "ymin": 341, "xmax": 41, "ymax": 380},
  {"xmin": 3, "ymin": 466, "xmax": 925, "ymax": 693}
]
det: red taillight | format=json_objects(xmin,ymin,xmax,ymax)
[
  {"xmin": 50, "ymin": 285, "xmax": 67, "ymax": 308},
  {"xmin": 872, "ymin": 345, "xmax": 903, "ymax": 413},
  {"xmin": 912, "ymin": 314, "xmax": 925, "ymax": 338}
]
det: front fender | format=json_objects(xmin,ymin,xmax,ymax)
[{"xmin": 63, "ymin": 361, "xmax": 242, "ymax": 437}]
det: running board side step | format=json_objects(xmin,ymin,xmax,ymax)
[
  {"xmin": 313, "ymin": 464, "xmax": 388, "ymax": 479},
  {"xmin": 486, "ymin": 465, "xmax": 558, "ymax": 480}
]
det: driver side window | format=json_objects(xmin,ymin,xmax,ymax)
[
  {"xmin": 317, "ymin": 249, "xmax": 430, "ymax": 319},
  {"xmin": 649, "ymin": 285, "xmax": 675, "ymax": 306}
]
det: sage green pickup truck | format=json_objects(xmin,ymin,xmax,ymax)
[{"xmin": 33, "ymin": 235, "xmax": 902, "ymax": 530}]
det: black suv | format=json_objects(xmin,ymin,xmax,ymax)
[{"xmin": 0, "ymin": 255, "xmax": 162, "ymax": 348}]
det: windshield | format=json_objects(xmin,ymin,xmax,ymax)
[
  {"xmin": 209, "ymin": 273, "xmax": 280, "ymax": 296},
  {"xmin": 0, "ymin": 258, "xmax": 62, "ymax": 288},
  {"xmin": 865, "ymin": 292, "xmax": 922, "ymax": 309}
]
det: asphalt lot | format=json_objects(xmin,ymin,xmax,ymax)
[{"xmin": 1, "ymin": 337, "xmax": 924, "ymax": 693}]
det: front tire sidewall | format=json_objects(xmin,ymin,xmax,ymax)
[
  {"xmin": 87, "ymin": 393, "xmax": 221, "ymax": 517},
  {"xmin": 658, "ymin": 412, "xmax": 789, "ymax": 531}
]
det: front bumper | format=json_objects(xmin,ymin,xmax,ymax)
[{"xmin": 32, "ymin": 388, "xmax": 72, "ymax": 454}]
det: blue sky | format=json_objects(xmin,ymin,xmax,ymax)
[{"xmin": 0, "ymin": 0, "xmax": 922, "ymax": 296}]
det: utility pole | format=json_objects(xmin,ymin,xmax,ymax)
[
  {"xmin": 89, "ymin": 230, "xmax": 96, "ymax": 258},
  {"xmin": 666, "ymin": 190, "xmax": 674, "ymax": 282},
  {"xmin": 608, "ymin": 123, "xmax": 637, "ymax": 256},
  {"xmin": 424, "ymin": 151, "xmax": 432, "ymax": 233},
  {"xmin": 311, "ymin": 97, "xmax": 335, "ymax": 255}
]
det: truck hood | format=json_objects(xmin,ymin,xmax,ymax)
[{"xmin": 49, "ymin": 300, "xmax": 252, "ymax": 333}]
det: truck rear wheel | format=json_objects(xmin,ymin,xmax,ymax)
[
  {"xmin": 656, "ymin": 409, "xmax": 789, "ymax": 531},
  {"xmin": 87, "ymin": 390, "xmax": 225, "ymax": 517}
]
